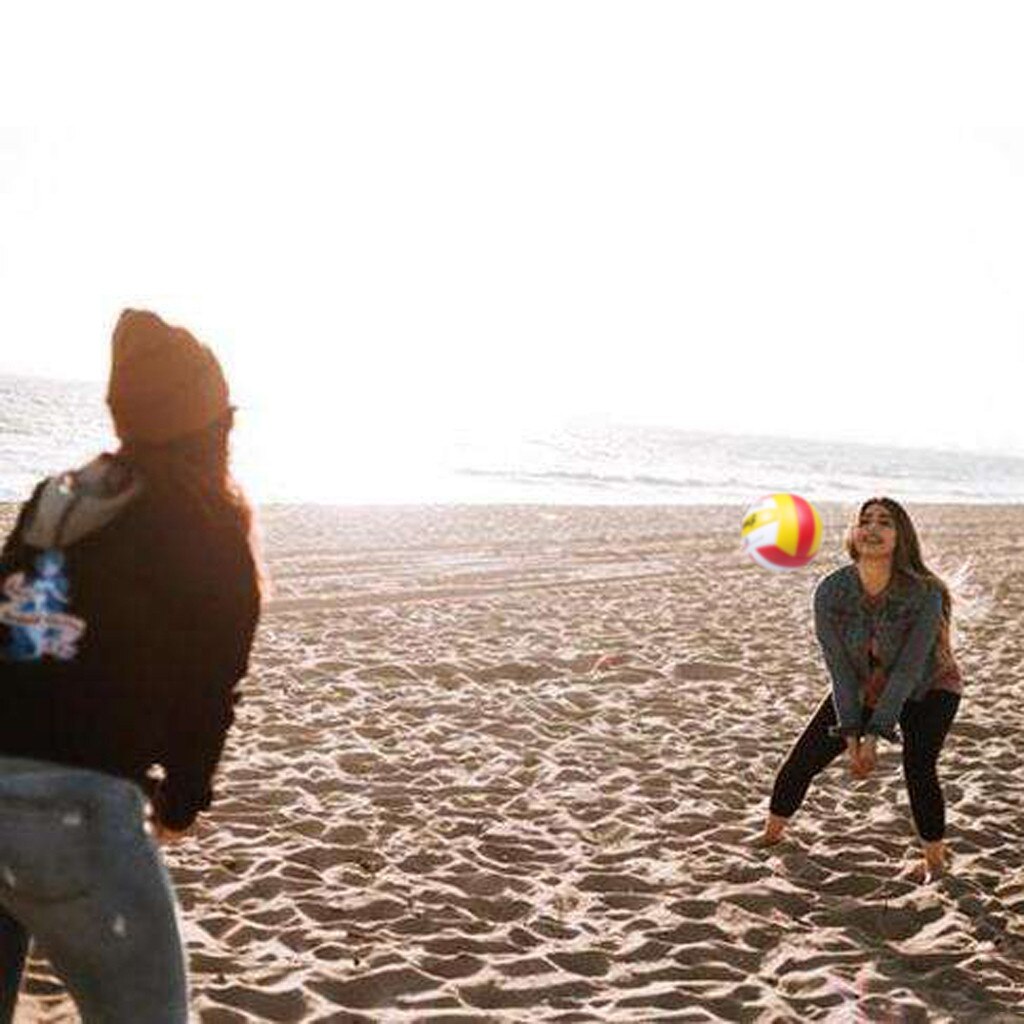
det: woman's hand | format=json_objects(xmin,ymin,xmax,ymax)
[
  {"xmin": 846, "ymin": 735, "xmax": 878, "ymax": 779},
  {"xmin": 858, "ymin": 736, "xmax": 878, "ymax": 776},
  {"xmin": 845, "ymin": 736, "xmax": 863, "ymax": 777}
]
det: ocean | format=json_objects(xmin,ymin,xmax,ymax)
[{"xmin": 2, "ymin": 374, "xmax": 1023, "ymax": 507}]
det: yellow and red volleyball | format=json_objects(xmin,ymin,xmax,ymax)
[{"xmin": 741, "ymin": 493, "xmax": 822, "ymax": 571}]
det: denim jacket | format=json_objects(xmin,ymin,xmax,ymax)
[{"xmin": 813, "ymin": 564, "xmax": 945, "ymax": 743}]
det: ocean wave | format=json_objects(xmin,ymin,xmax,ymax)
[
  {"xmin": 457, "ymin": 468, "xmax": 714, "ymax": 491},
  {"xmin": 2, "ymin": 376, "xmax": 1023, "ymax": 504}
]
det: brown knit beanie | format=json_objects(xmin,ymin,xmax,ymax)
[{"xmin": 107, "ymin": 309, "xmax": 231, "ymax": 445}]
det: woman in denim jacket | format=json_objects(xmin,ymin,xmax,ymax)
[{"xmin": 760, "ymin": 497, "xmax": 962, "ymax": 881}]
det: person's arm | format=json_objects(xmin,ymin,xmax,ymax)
[
  {"xmin": 813, "ymin": 579, "xmax": 863, "ymax": 736},
  {"xmin": 155, "ymin": 683, "xmax": 240, "ymax": 830},
  {"xmin": 159, "ymin": 599, "xmax": 258, "ymax": 828},
  {"xmin": 865, "ymin": 585, "xmax": 943, "ymax": 742},
  {"xmin": 153, "ymin": 533, "xmax": 260, "ymax": 831},
  {"xmin": 0, "ymin": 482, "xmax": 45, "ymax": 560}
]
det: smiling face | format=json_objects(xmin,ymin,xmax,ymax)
[{"xmin": 852, "ymin": 501, "xmax": 898, "ymax": 561}]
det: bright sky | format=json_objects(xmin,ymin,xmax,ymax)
[{"xmin": 3, "ymin": 1, "xmax": 1024, "ymax": 473}]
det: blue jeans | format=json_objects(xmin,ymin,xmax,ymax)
[{"xmin": 0, "ymin": 758, "xmax": 187, "ymax": 1022}]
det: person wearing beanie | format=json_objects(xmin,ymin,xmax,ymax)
[{"xmin": 0, "ymin": 310, "xmax": 261, "ymax": 1021}]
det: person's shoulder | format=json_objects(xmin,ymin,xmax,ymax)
[
  {"xmin": 1, "ymin": 477, "xmax": 51, "ymax": 556},
  {"xmin": 894, "ymin": 571, "xmax": 942, "ymax": 607},
  {"xmin": 135, "ymin": 496, "xmax": 256, "ymax": 589},
  {"xmin": 814, "ymin": 564, "xmax": 857, "ymax": 602},
  {"xmin": 15, "ymin": 478, "xmax": 50, "ymax": 522}
]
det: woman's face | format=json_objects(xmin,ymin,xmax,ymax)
[{"xmin": 853, "ymin": 502, "xmax": 898, "ymax": 560}]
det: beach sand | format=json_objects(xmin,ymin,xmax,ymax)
[{"xmin": 5, "ymin": 502, "xmax": 1024, "ymax": 1022}]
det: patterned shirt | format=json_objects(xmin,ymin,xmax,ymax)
[{"xmin": 861, "ymin": 586, "xmax": 962, "ymax": 710}]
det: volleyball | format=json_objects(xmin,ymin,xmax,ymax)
[{"xmin": 741, "ymin": 493, "xmax": 822, "ymax": 571}]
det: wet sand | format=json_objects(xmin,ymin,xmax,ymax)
[{"xmin": 6, "ymin": 502, "xmax": 1024, "ymax": 1022}]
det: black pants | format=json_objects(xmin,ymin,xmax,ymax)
[{"xmin": 769, "ymin": 689, "xmax": 960, "ymax": 842}]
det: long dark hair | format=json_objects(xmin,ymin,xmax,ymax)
[
  {"xmin": 116, "ymin": 409, "xmax": 265, "ymax": 594},
  {"xmin": 844, "ymin": 496, "xmax": 951, "ymax": 622}
]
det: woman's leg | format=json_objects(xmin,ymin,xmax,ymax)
[
  {"xmin": 0, "ymin": 764, "xmax": 188, "ymax": 1023},
  {"xmin": 0, "ymin": 908, "xmax": 28, "ymax": 1023},
  {"xmin": 900, "ymin": 689, "xmax": 960, "ymax": 875},
  {"xmin": 764, "ymin": 693, "xmax": 848, "ymax": 840}
]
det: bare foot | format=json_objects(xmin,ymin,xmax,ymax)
[
  {"xmin": 898, "ymin": 860, "xmax": 929, "ymax": 884},
  {"xmin": 752, "ymin": 813, "xmax": 787, "ymax": 848},
  {"xmin": 898, "ymin": 855, "xmax": 949, "ymax": 884},
  {"xmin": 922, "ymin": 840, "xmax": 949, "ymax": 881}
]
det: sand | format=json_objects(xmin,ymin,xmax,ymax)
[{"xmin": 4, "ymin": 501, "xmax": 1024, "ymax": 1022}]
